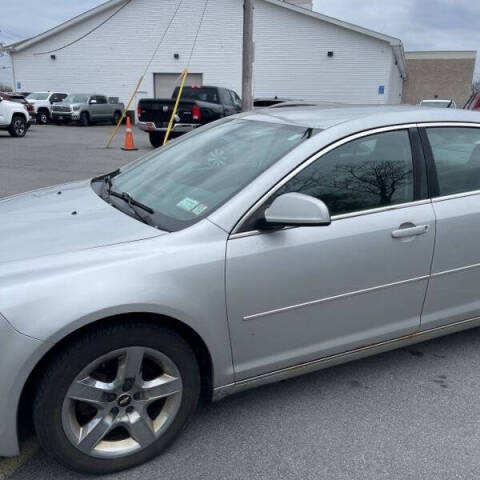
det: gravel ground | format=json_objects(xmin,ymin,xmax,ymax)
[{"xmin": 2, "ymin": 124, "xmax": 480, "ymax": 480}]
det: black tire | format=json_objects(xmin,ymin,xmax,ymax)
[
  {"xmin": 37, "ymin": 109, "xmax": 50, "ymax": 125},
  {"xmin": 79, "ymin": 112, "xmax": 90, "ymax": 127},
  {"xmin": 112, "ymin": 111, "xmax": 122, "ymax": 126},
  {"xmin": 8, "ymin": 115, "xmax": 27, "ymax": 137},
  {"xmin": 33, "ymin": 323, "xmax": 201, "ymax": 475},
  {"xmin": 149, "ymin": 132, "xmax": 163, "ymax": 148}
]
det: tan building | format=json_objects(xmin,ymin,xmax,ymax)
[{"xmin": 402, "ymin": 50, "xmax": 476, "ymax": 107}]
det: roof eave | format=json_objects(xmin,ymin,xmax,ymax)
[
  {"xmin": 264, "ymin": 0, "xmax": 403, "ymax": 46},
  {"xmin": 5, "ymin": 0, "xmax": 128, "ymax": 53},
  {"xmin": 392, "ymin": 43, "xmax": 407, "ymax": 79}
]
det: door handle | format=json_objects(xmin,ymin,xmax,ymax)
[{"xmin": 391, "ymin": 224, "xmax": 430, "ymax": 239}]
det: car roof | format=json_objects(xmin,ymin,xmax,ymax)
[
  {"xmin": 254, "ymin": 97, "xmax": 293, "ymax": 101},
  {"xmin": 241, "ymin": 104, "xmax": 480, "ymax": 130}
]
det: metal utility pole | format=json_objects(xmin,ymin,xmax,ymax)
[{"xmin": 242, "ymin": 0, "xmax": 254, "ymax": 111}]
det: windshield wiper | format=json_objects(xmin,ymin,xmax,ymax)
[
  {"xmin": 91, "ymin": 169, "xmax": 121, "ymax": 199},
  {"xmin": 302, "ymin": 128, "xmax": 313, "ymax": 139},
  {"xmin": 92, "ymin": 168, "xmax": 121, "ymax": 185},
  {"xmin": 109, "ymin": 191, "xmax": 154, "ymax": 214},
  {"xmin": 92, "ymin": 171, "xmax": 158, "ymax": 228},
  {"xmin": 109, "ymin": 190, "xmax": 157, "ymax": 227}
]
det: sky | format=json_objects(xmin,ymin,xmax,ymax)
[{"xmin": 1, "ymin": 0, "xmax": 479, "ymax": 86}]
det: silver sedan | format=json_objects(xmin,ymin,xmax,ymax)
[{"xmin": 2, "ymin": 105, "xmax": 480, "ymax": 474}]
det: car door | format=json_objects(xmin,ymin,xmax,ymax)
[
  {"xmin": 226, "ymin": 127, "xmax": 436, "ymax": 380},
  {"xmin": 220, "ymin": 89, "xmax": 236, "ymax": 116},
  {"xmin": 88, "ymin": 96, "xmax": 102, "ymax": 120},
  {"xmin": 230, "ymin": 90, "xmax": 242, "ymax": 113},
  {"xmin": 420, "ymin": 125, "xmax": 480, "ymax": 329},
  {"xmin": 94, "ymin": 95, "xmax": 109, "ymax": 119}
]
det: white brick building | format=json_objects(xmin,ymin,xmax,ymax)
[{"xmin": 4, "ymin": 0, "xmax": 406, "ymax": 107}]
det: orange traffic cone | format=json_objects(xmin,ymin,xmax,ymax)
[{"xmin": 122, "ymin": 116, "xmax": 138, "ymax": 151}]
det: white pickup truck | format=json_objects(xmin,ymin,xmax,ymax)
[
  {"xmin": 26, "ymin": 91, "xmax": 68, "ymax": 124},
  {"xmin": 0, "ymin": 96, "xmax": 30, "ymax": 137}
]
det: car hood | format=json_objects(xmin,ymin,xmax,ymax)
[{"xmin": 0, "ymin": 181, "xmax": 165, "ymax": 264}]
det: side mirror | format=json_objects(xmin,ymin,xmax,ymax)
[
  {"xmin": 264, "ymin": 193, "xmax": 331, "ymax": 227},
  {"xmin": 89, "ymin": 99, "xmax": 97, "ymax": 104}
]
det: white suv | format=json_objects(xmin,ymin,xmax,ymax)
[
  {"xmin": 0, "ymin": 97, "xmax": 30, "ymax": 137},
  {"xmin": 26, "ymin": 92, "xmax": 68, "ymax": 124}
]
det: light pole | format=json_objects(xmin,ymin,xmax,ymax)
[{"xmin": 242, "ymin": 0, "xmax": 254, "ymax": 111}]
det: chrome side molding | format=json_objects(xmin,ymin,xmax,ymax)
[{"xmin": 244, "ymin": 275, "xmax": 429, "ymax": 321}]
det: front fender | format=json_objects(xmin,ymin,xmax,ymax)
[{"xmin": 0, "ymin": 221, "xmax": 234, "ymax": 387}]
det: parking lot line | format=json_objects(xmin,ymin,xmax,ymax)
[{"xmin": 0, "ymin": 439, "xmax": 39, "ymax": 480}]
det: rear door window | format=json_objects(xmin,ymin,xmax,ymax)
[{"xmin": 426, "ymin": 127, "xmax": 480, "ymax": 196}]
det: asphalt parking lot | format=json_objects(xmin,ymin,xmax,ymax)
[{"xmin": 3, "ymin": 124, "xmax": 480, "ymax": 480}]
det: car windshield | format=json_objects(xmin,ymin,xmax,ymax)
[
  {"xmin": 64, "ymin": 94, "xmax": 89, "ymax": 103},
  {"xmin": 420, "ymin": 100, "xmax": 451, "ymax": 108},
  {"xmin": 109, "ymin": 119, "xmax": 316, "ymax": 231},
  {"xmin": 26, "ymin": 92, "xmax": 49, "ymax": 100}
]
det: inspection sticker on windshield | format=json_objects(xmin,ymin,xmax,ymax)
[
  {"xmin": 177, "ymin": 197, "xmax": 199, "ymax": 212},
  {"xmin": 192, "ymin": 204, "xmax": 208, "ymax": 216}
]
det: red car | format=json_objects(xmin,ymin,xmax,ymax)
[{"xmin": 464, "ymin": 92, "xmax": 480, "ymax": 110}]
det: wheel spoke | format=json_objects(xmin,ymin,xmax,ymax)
[
  {"xmin": 137, "ymin": 375, "xmax": 182, "ymax": 404},
  {"xmin": 78, "ymin": 413, "xmax": 115, "ymax": 452},
  {"xmin": 126, "ymin": 410, "xmax": 156, "ymax": 447},
  {"xmin": 67, "ymin": 378, "xmax": 111, "ymax": 406},
  {"xmin": 62, "ymin": 346, "xmax": 185, "ymax": 458},
  {"xmin": 118, "ymin": 347, "xmax": 145, "ymax": 385}
]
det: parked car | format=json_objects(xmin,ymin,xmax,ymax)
[
  {"xmin": 26, "ymin": 91, "xmax": 69, "ymax": 124},
  {"xmin": 419, "ymin": 99, "xmax": 456, "ymax": 108},
  {"xmin": 51, "ymin": 94, "xmax": 124, "ymax": 126},
  {"xmin": 4, "ymin": 105, "xmax": 480, "ymax": 474},
  {"xmin": 464, "ymin": 92, "xmax": 480, "ymax": 110},
  {"xmin": 0, "ymin": 92, "xmax": 35, "ymax": 120},
  {"xmin": 0, "ymin": 95, "xmax": 30, "ymax": 136},
  {"xmin": 138, "ymin": 85, "xmax": 242, "ymax": 147}
]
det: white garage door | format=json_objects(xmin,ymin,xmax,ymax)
[{"xmin": 154, "ymin": 73, "xmax": 203, "ymax": 99}]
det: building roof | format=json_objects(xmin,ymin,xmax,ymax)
[
  {"xmin": 405, "ymin": 50, "xmax": 477, "ymax": 60},
  {"xmin": 2, "ymin": 0, "xmax": 406, "ymax": 76}
]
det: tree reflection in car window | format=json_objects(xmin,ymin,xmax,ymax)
[{"xmin": 275, "ymin": 130, "xmax": 414, "ymax": 216}]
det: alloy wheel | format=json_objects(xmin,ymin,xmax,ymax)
[
  {"xmin": 61, "ymin": 346, "xmax": 183, "ymax": 458},
  {"xmin": 13, "ymin": 118, "xmax": 25, "ymax": 136}
]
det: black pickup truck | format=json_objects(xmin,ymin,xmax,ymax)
[{"xmin": 137, "ymin": 86, "xmax": 242, "ymax": 147}]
